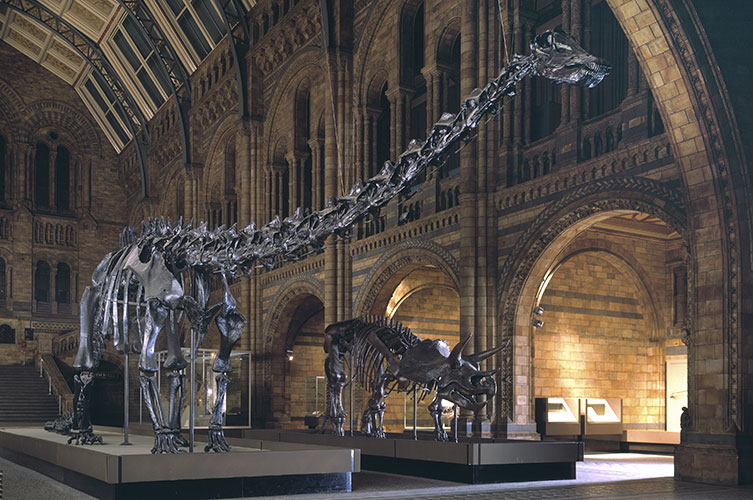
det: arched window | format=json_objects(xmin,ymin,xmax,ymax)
[
  {"xmin": 408, "ymin": 3, "xmax": 426, "ymax": 141},
  {"xmin": 0, "ymin": 135, "xmax": 6, "ymax": 202},
  {"xmin": 294, "ymin": 82, "xmax": 313, "ymax": 212},
  {"xmin": 55, "ymin": 146, "xmax": 70, "ymax": 210},
  {"xmin": 375, "ymin": 82, "xmax": 391, "ymax": 177},
  {"xmin": 55, "ymin": 263, "xmax": 71, "ymax": 304},
  {"xmin": 588, "ymin": 2, "xmax": 628, "ymax": 117},
  {"xmin": 0, "ymin": 324, "xmax": 14, "ymax": 344},
  {"xmin": 412, "ymin": 3, "xmax": 424, "ymax": 78},
  {"xmin": 0, "ymin": 258, "xmax": 6, "ymax": 306},
  {"xmin": 35, "ymin": 261, "xmax": 50, "ymax": 302},
  {"xmin": 35, "ymin": 142, "xmax": 50, "ymax": 208},
  {"xmin": 440, "ymin": 34, "xmax": 461, "ymax": 178}
]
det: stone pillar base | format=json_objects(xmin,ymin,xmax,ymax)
[
  {"xmin": 675, "ymin": 441, "xmax": 753, "ymax": 485},
  {"xmin": 456, "ymin": 417, "xmax": 493, "ymax": 438}
]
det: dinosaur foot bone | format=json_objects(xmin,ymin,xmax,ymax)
[
  {"xmin": 151, "ymin": 428, "xmax": 187, "ymax": 454},
  {"xmin": 204, "ymin": 424, "xmax": 232, "ymax": 452}
]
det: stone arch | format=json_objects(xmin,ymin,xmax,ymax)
[
  {"xmin": 263, "ymin": 279, "xmax": 324, "ymax": 353},
  {"xmin": 495, "ymin": 177, "xmax": 689, "ymax": 427},
  {"xmin": 264, "ymin": 51, "xmax": 325, "ymax": 163},
  {"xmin": 0, "ymin": 77, "xmax": 25, "ymax": 132},
  {"xmin": 202, "ymin": 115, "xmax": 238, "ymax": 213},
  {"xmin": 354, "ymin": 0, "xmax": 400, "ymax": 99},
  {"xmin": 261, "ymin": 279, "xmax": 324, "ymax": 424},
  {"xmin": 355, "ymin": 238, "xmax": 459, "ymax": 317},
  {"xmin": 129, "ymin": 198, "xmax": 159, "ymax": 227},
  {"xmin": 23, "ymin": 100, "xmax": 102, "ymax": 157},
  {"xmin": 364, "ymin": 67, "xmax": 390, "ymax": 109},
  {"xmin": 605, "ymin": 0, "xmax": 749, "ymax": 439},
  {"xmin": 436, "ymin": 17, "xmax": 461, "ymax": 66}
]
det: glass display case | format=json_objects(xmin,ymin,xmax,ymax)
[{"xmin": 138, "ymin": 348, "xmax": 251, "ymax": 428}]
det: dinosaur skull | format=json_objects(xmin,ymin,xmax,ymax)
[
  {"xmin": 530, "ymin": 29, "xmax": 611, "ymax": 88},
  {"xmin": 399, "ymin": 333, "xmax": 506, "ymax": 413}
]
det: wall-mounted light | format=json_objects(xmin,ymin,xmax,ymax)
[
  {"xmin": 286, "ymin": 349, "xmax": 294, "ymax": 361},
  {"xmin": 534, "ymin": 306, "xmax": 544, "ymax": 316},
  {"xmin": 532, "ymin": 319, "xmax": 544, "ymax": 328}
]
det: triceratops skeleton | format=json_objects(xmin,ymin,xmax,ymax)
[
  {"xmin": 322, "ymin": 317, "xmax": 509, "ymax": 440},
  {"xmin": 63, "ymin": 30, "xmax": 608, "ymax": 453}
]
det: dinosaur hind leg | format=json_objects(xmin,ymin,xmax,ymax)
[
  {"xmin": 164, "ymin": 309, "xmax": 188, "ymax": 447},
  {"xmin": 361, "ymin": 369, "xmax": 390, "ymax": 439},
  {"xmin": 68, "ymin": 285, "xmax": 103, "ymax": 446}
]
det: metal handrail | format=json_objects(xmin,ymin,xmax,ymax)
[{"xmin": 39, "ymin": 354, "xmax": 74, "ymax": 415}]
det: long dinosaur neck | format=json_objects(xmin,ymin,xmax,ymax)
[{"xmin": 219, "ymin": 54, "xmax": 538, "ymax": 275}]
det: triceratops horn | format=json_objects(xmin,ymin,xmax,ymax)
[
  {"xmin": 450, "ymin": 333, "xmax": 473, "ymax": 366},
  {"xmin": 465, "ymin": 338, "xmax": 511, "ymax": 365}
]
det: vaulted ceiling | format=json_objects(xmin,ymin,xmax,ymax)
[{"xmin": 0, "ymin": 0, "xmax": 256, "ymax": 153}]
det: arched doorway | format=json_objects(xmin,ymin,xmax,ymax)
[
  {"xmin": 362, "ymin": 263, "xmax": 460, "ymax": 434},
  {"xmin": 507, "ymin": 209, "xmax": 689, "ymax": 441},
  {"xmin": 270, "ymin": 292, "xmax": 325, "ymax": 428}
]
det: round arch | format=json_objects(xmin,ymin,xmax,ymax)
[
  {"xmin": 496, "ymin": 179, "xmax": 689, "ymax": 426},
  {"xmin": 355, "ymin": 239, "xmax": 460, "ymax": 317}
]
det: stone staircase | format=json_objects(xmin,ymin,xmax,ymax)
[{"xmin": 0, "ymin": 365, "xmax": 60, "ymax": 422}]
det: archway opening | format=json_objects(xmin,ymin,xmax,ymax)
[
  {"xmin": 281, "ymin": 294, "xmax": 325, "ymax": 428},
  {"xmin": 526, "ymin": 211, "xmax": 688, "ymax": 443},
  {"xmin": 364, "ymin": 264, "xmax": 460, "ymax": 434}
]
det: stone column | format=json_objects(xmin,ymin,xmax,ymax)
[
  {"xmin": 308, "ymin": 137, "xmax": 324, "ymax": 210},
  {"xmin": 560, "ymin": 0, "xmax": 571, "ymax": 124},
  {"xmin": 236, "ymin": 119, "xmax": 251, "ymax": 227},
  {"xmin": 285, "ymin": 152, "xmax": 298, "ymax": 216},
  {"xmin": 458, "ymin": 0, "xmax": 479, "ymax": 436},
  {"xmin": 324, "ymin": 81, "xmax": 338, "ymax": 328},
  {"xmin": 569, "ymin": 0, "xmax": 583, "ymax": 122}
]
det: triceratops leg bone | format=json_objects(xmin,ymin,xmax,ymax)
[
  {"xmin": 205, "ymin": 373, "xmax": 232, "ymax": 452},
  {"xmin": 67, "ymin": 371, "xmax": 103, "ymax": 445},
  {"xmin": 428, "ymin": 395, "xmax": 449, "ymax": 442}
]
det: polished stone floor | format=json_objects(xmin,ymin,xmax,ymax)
[{"xmin": 1, "ymin": 452, "xmax": 751, "ymax": 499}]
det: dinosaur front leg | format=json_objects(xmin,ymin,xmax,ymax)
[
  {"xmin": 139, "ymin": 299, "xmax": 184, "ymax": 453},
  {"xmin": 428, "ymin": 395, "xmax": 449, "ymax": 442},
  {"xmin": 205, "ymin": 274, "xmax": 247, "ymax": 452}
]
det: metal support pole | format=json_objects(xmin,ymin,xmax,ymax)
[
  {"xmin": 40, "ymin": 359, "xmax": 43, "ymax": 378},
  {"xmin": 121, "ymin": 351, "xmax": 132, "ymax": 445},
  {"xmin": 48, "ymin": 377, "xmax": 51, "ymax": 395},
  {"xmin": 453, "ymin": 404, "xmax": 458, "ymax": 443},
  {"xmin": 58, "ymin": 395, "xmax": 61, "ymax": 414},
  {"xmin": 349, "ymin": 353, "xmax": 353, "ymax": 436},
  {"xmin": 190, "ymin": 329, "xmax": 196, "ymax": 452},
  {"xmin": 412, "ymin": 386, "xmax": 417, "ymax": 440}
]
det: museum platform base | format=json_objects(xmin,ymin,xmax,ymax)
[
  {"xmin": 240, "ymin": 429, "xmax": 583, "ymax": 484},
  {"xmin": 0, "ymin": 427, "xmax": 358, "ymax": 500}
]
